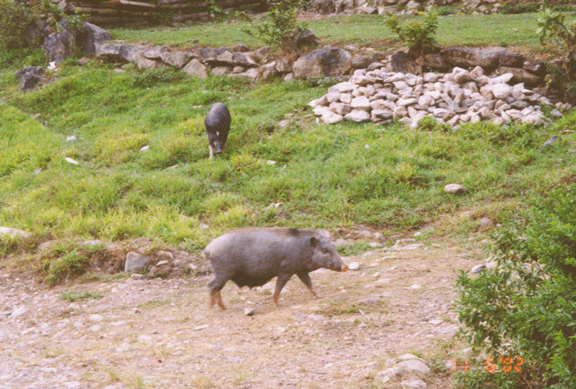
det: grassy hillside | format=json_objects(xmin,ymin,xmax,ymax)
[
  {"xmin": 1, "ymin": 54, "xmax": 575, "ymax": 259},
  {"xmin": 111, "ymin": 12, "xmax": 570, "ymax": 54}
]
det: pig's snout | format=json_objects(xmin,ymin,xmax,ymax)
[{"xmin": 340, "ymin": 264, "xmax": 349, "ymax": 272}]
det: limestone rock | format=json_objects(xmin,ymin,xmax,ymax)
[
  {"xmin": 444, "ymin": 184, "xmax": 467, "ymax": 194},
  {"xmin": 182, "ymin": 59, "xmax": 208, "ymax": 79},
  {"xmin": 144, "ymin": 45, "xmax": 170, "ymax": 59},
  {"xmin": 78, "ymin": 22, "xmax": 111, "ymax": 56},
  {"xmin": 160, "ymin": 51, "xmax": 194, "ymax": 69},
  {"xmin": 293, "ymin": 47, "xmax": 352, "ymax": 78},
  {"xmin": 391, "ymin": 50, "xmax": 419, "ymax": 75},
  {"xmin": 344, "ymin": 109, "xmax": 371, "ymax": 122},
  {"xmin": 441, "ymin": 46, "xmax": 507, "ymax": 70},
  {"xmin": 499, "ymin": 66, "xmax": 543, "ymax": 87},
  {"xmin": 125, "ymin": 252, "xmax": 153, "ymax": 273}
]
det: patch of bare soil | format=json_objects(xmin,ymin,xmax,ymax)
[{"xmin": 0, "ymin": 241, "xmax": 484, "ymax": 388}]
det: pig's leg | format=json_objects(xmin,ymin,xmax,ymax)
[
  {"xmin": 296, "ymin": 272, "xmax": 319, "ymax": 298},
  {"xmin": 208, "ymin": 277, "xmax": 228, "ymax": 310},
  {"xmin": 209, "ymin": 145, "xmax": 214, "ymax": 160},
  {"xmin": 273, "ymin": 273, "xmax": 293, "ymax": 305}
]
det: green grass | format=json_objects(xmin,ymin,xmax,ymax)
[
  {"xmin": 1, "ymin": 46, "xmax": 576, "ymax": 277},
  {"xmin": 110, "ymin": 12, "xmax": 574, "ymax": 53},
  {"xmin": 60, "ymin": 290, "xmax": 104, "ymax": 302}
]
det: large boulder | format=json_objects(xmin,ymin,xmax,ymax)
[
  {"xmin": 160, "ymin": 51, "xmax": 195, "ymax": 69},
  {"xmin": 293, "ymin": 46, "xmax": 352, "ymax": 79},
  {"xmin": 440, "ymin": 46, "xmax": 508, "ymax": 71},
  {"xmin": 16, "ymin": 66, "xmax": 45, "ymax": 92},
  {"xmin": 391, "ymin": 50, "xmax": 419, "ymax": 75},
  {"xmin": 77, "ymin": 22, "xmax": 111, "ymax": 56},
  {"xmin": 95, "ymin": 43, "xmax": 145, "ymax": 63},
  {"xmin": 43, "ymin": 29, "xmax": 74, "ymax": 64},
  {"xmin": 182, "ymin": 59, "xmax": 208, "ymax": 78},
  {"xmin": 499, "ymin": 66, "xmax": 544, "ymax": 87}
]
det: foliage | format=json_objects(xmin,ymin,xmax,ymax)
[
  {"xmin": 242, "ymin": 0, "xmax": 308, "ymax": 53},
  {"xmin": 536, "ymin": 1, "xmax": 576, "ymax": 79},
  {"xmin": 206, "ymin": 0, "xmax": 223, "ymax": 18},
  {"xmin": 60, "ymin": 290, "xmax": 104, "ymax": 302},
  {"xmin": 501, "ymin": 3, "xmax": 539, "ymax": 14},
  {"xmin": 545, "ymin": 63, "xmax": 576, "ymax": 104},
  {"xmin": 149, "ymin": 5, "xmax": 174, "ymax": 26},
  {"xmin": 45, "ymin": 249, "xmax": 90, "ymax": 285},
  {"xmin": 436, "ymin": 6, "xmax": 456, "ymax": 16},
  {"xmin": 337, "ymin": 242, "xmax": 372, "ymax": 256},
  {"xmin": 131, "ymin": 67, "xmax": 185, "ymax": 88},
  {"xmin": 41, "ymin": 0, "xmax": 88, "ymax": 33},
  {"xmin": 383, "ymin": 7, "xmax": 439, "ymax": 75},
  {"xmin": 0, "ymin": 0, "xmax": 35, "ymax": 51},
  {"xmin": 456, "ymin": 186, "xmax": 576, "ymax": 389}
]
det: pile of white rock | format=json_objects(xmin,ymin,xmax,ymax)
[{"xmin": 310, "ymin": 65, "xmax": 568, "ymax": 129}]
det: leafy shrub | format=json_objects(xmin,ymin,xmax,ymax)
[
  {"xmin": 501, "ymin": 3, "xmax": 539, "ymax": 14},
  {"xmin": 545, "ymin": 63, "xmax": 576, "ymax": 104},
  {"xmin": 384, "ymin": 7, "xmax": 439, "ymax": 75},
  {"xmin": 537, "ymin": 1, "xmax": 576, "ymax": 79},
  {"xmin": 456, "ymin": 185, "xmax": 576, "ymax": 389},
  {"xmin": 436, "ymin": 6, "xmax": 456, "ymax": 16},
  {"xmin": 0, "ymin": 0, "xmax": 35, "ymax": 50},
  {"xmin": 242, "ymin": 0, "xmax": 308, "ymax": 53},
  {"xmin": 149, "ymin": 5, "xmax": 174, "ymax": 26}
]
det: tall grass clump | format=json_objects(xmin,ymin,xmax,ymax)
[{"xmin": 456, "ymin": 185, "xmax": 576, "ymax": 388}]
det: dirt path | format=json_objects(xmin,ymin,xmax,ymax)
[{"xmin": 0, "ymin": 241, "xmax": 483, "ymax": 388}]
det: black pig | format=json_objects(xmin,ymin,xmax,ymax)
[
  {"xmin": 205, "ymin": 102, "xmax": 231, "ymax": 160},
  {"xmin": 203, "ymin": 228, "xmax": 349, "ymax": 309}
]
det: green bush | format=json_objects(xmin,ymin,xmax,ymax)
[
  {"xmin": 501, "ymin": 3, "xmax": 539, "ymax": 14},
  {"xmin": 384, "ymin": 7, "xmax": 439, "ymax": 75},
  {"xmin": 537, "ymin": 1, "xmax": 576, "ymax": 79},
  {"xmin": 545, "ymin": 63, "xmax": 576, "ymax": 104},
  {"xmin": 456, "ymin": 185, "xmax": 576, "ymax": 389},
  {"xmin": 242, "ymin": 0, "xmax": 308, "ymax": 53},
  {"xmin": 0, "ymin": 0, "xmax": 35, "ymax": 50}
]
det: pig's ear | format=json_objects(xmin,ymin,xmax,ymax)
[{"xmin": 309, "ymin": 237, "xmax": 318, "ymax": 247}]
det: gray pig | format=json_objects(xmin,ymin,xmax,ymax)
[
  {"xmin": 203, "ymin": 227, "xmax": 348, "ymax": 309},
  {"xmin": 205, "ymin": 102, "xmax": 231, "ymax": 160}
]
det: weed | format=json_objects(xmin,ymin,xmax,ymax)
[
  {"xmin": 242, "ymin": 0, "xmax": 309, "ymax": 54},
  {"xmin": 60, "ymin": 291, "xmax": 104, "ymax": 302},
  {"xmin": 337, "ymin": 242, "xmax": 372, "ymax": 256},
  {"xmin": 384, "ymin": 7, "xmax": 439, "ymax": 75}
]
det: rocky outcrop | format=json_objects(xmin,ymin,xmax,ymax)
[
  {"xmin": 16, "ymin": 66, "xmax": 45, "ymax": 92},
  {"xmin": 293, "ymin": 46, "xmax": 353, "ymax": 78},
  {"xmin": 310, "ymin": 64, "xmax": 560, "ymax": 128}
]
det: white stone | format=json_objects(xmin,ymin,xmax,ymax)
[
  {"xmin": 521, "ymin": 112, "xmax": 544, "ymax": 126},
  {"xmin": 322, "ymin": 111, "xmax": 344, "ymax": 124},
  {"xmin": 396, "ymin": 98, "xmax": 417, "ymax": 107},
  {"xmin": 401, "ymin": 378, "xmax": 427, "ymax": 388},
  {"xmin": 334, "ymin": 82, "xmax": 356, "ymax": 93},
  {"xmin": 393, "ymin": 106, "xmax": 408, "ymax": 120},
  {"xmin": 65, "ymin": 157, "xmax": 79, "ymax": 165},
  {"xmin": 376, "ymin": 366, "xmax": 403, "ymax": 383},
  {"xmin": 418, "ymin": 95, "xmax": 433, "ymax": 110},
  {"xmin": 344, "ymin": 110, "xmax": 371, "ymax": 122},
  {"xmin": 348, "ymin": 262, "xmax": 362, "ymax": 271},
  {"xmin": 444, "ymin": 183, "xmax": 467, "ymax": 194},
  {"xmin": 351, "ymin": 96, "xmax": 371, "ymax": 111},
  {"xmin": 491, "ymin": 83, "xmax": 512, "ymax": 99},
  {"xmin": 326, "ymin": 90, "xmax": 341, "ymax": 103},
  {"xmin": 490, "ymin": 73, "xmax": 514, "ymax": 84},
  {"xmin": 398, "ymin": 359, "xmax": 430, "ymax": 374},
  {"xmin": 340, "ymin": 93, "xmax": 352, "ymax": 104}
]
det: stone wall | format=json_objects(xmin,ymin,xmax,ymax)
[
  {"xmin": 40, "ymin": 0, "xmax": 265, "ymax": 26},
  {"xmin": 304, "ymin": 0, "xmax": 573, "ymax": 16}
]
